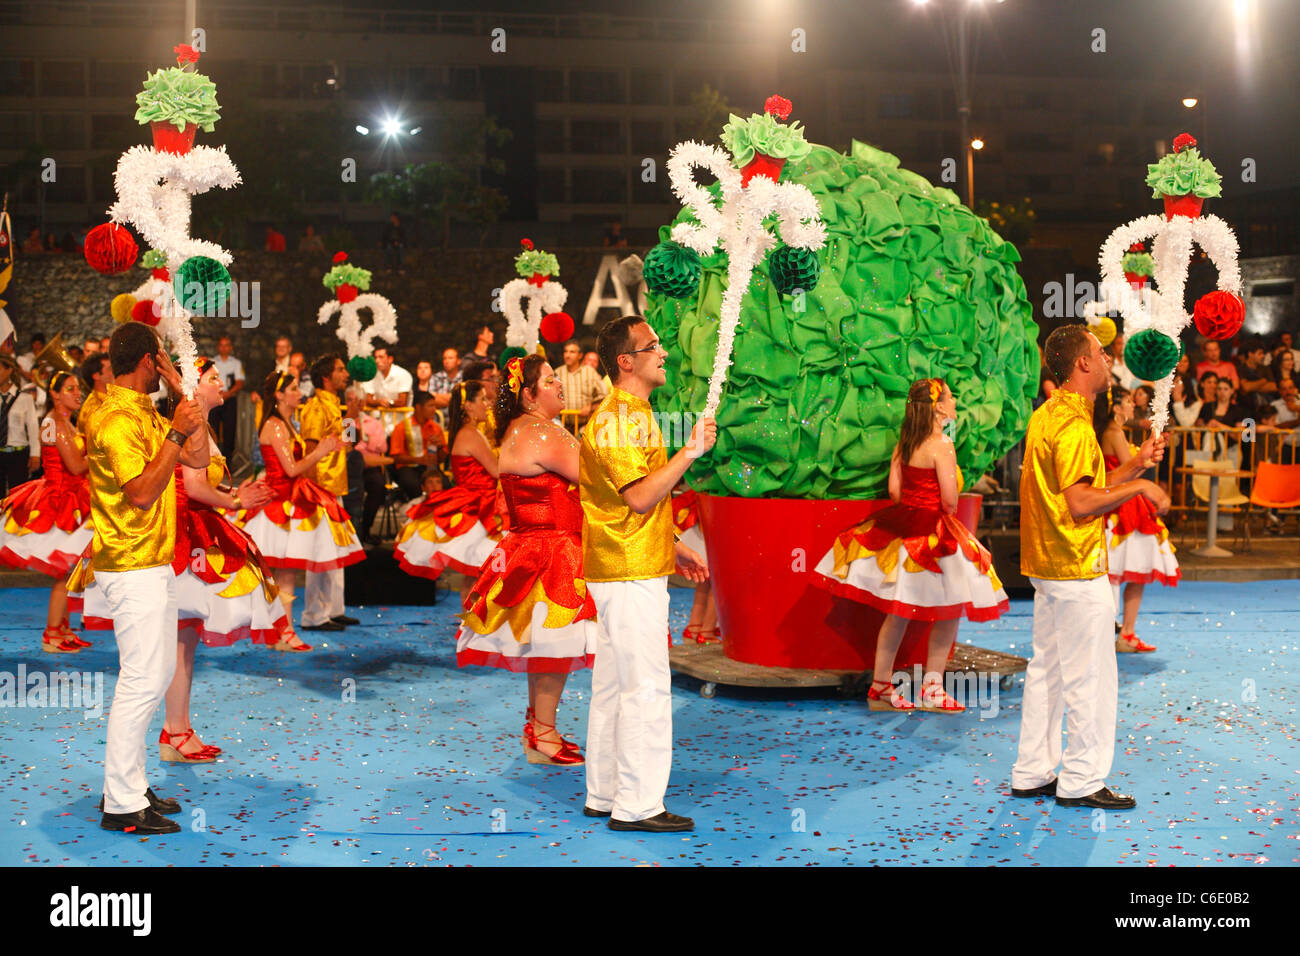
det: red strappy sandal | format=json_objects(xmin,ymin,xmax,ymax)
[
  {"xmin": 41, "ymin": 626, "xmax": 81, "ymax": 654},
  {"xmin": 867, "ymin": 678, "xmax": 916, "ymax": 712},
  {"xmin": 159, "ymin": 728, "xmax": 219, "ymax": 763},
  {"xmin": 1116, "ymin": 632, "xmax": 1156, "ymax": 653},
  {"xmin": 524, "ymin": 719, "xmax": 584, "ymax": 766},
  {"xmin": 918, "ymin": 678, "xmax": 966, "ymax": 714}
]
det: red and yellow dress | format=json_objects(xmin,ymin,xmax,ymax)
[
  {"xmin": 395, "ymin": 453, "xmax": 506, "ymax": 580},
  {"xmin": 1104, "ymin": 448, "xmax": 1180, "ymax": 586},
  {"xmin": 812, "ymin": 464, "xmax": 1008, "ymax": 621},
  {"xmin": 70, "ymin": 455, "xmax": 290, "ymax": 646},
  {"xmin": 0, "ymin": 428, "xmax": 92, "ymax": 577},
  {"xmin": 671, "ymin": 486, "xmax": 707, "ymax": 561},
  {"xmin": 456, "ymin": 472, "xmax": 595, "ymax": 673},
  {"xmin": 235, "ymin": 432, "xmax": 364, "ymax": 572}
]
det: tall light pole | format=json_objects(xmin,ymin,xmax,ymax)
[
  {"xmin": 969, "ymin": 137, "xmax": 984, "ymax": 206},
  {"xmin": 1181, "ymin": 96, "xmax": 1207, "ymax": 145}
]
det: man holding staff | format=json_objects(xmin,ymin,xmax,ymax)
[
  {"xmin": 1012, "ymin": 324, "xmax": 1169, "ymax": 810},
  {"xmin": 579, "ymin": 315, "xmax": 715, "ymax": 832},
  {"xmin": 88, "ymin": 322, "xmax": 207, "ymax": 834}
]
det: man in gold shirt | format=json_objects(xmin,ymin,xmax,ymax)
[
  {"xmin": 299, "ymin": 353, "xmax": 363, "ymax": 631},
  {"xmin": 1012, "ymin": 324, "xmax": 1168, "ymax": 811},
  {"xmin": 86, "ymin": 322, "xmax": 207, "ymax": 835},
  {"xmin": 580, "ymin": 315, "xmax": 715, "ymax": 832}
]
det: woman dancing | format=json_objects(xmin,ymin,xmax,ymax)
[
  {"xmin": 813, "ymin": 378, "xmax": 1008, "ymax": 712},
  {"xmin": 236, "ymin": 370, "xmax": 364, "ymax": 649},
  {"xmin": 0, "ymin": 370, "xmax": 94, "ymax": 653},
  {"xmin": 1095, "ymin": 385, "xmax": 1178, "ymax": 654},
  {"xmin": 394, "ymin": 380, "xmax": 505, "ymax": 602},
  {"xmin": 456, "ymin": 355, "xmax": 596, "ymax": 764},
  {"xmin": 672, "ymin": 485, "xmax": 718, "ymax": 645}
]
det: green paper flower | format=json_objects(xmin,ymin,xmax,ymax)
[
  {"xmin": 1121, "ymin": 251, "xmax": 1155, "ymax": 276},
  {"xmin": 347, "ymin": 355, "xmax": 378, "ymax": 383},
  {"xmin": 644, "ymin": 241, "xmax": 702, "ymax": 299},
  {"xmin": 323, "ymin": 263, "xmax": 372, "ymax": 293},
  {"xmin": 515, "ymin": 248, "xmax": 559, "ymax": 279},
  {"xmin": 1124, "ymin": 329, "xmax": 1181, "ymax": 381},
  {"xmin": 767, "ymin": 245, "xmax": 821, "ymax": 296},
  {"xmin": 720, "ymin": 111, "xmax": 812, "ymax": 168},
  {"xmin": 498, "ymin": 346, "xmax": 529, "ymax": 368},
  {"xmin": 134, "ymin": 66, "xmax": 221, "ymax": 132},
  {"xmin": 174, "ymin": 255, "xmax": 232, "ymax": 317},
  {"xmin": 1145, "ymin": 146, "xmax": 1222, "ymax": 199},
  {"xmin": 648, "ymin": 139, "xmax": 1038, "ymax": 500},
  {"xmin": 141, "ymin": 249, "xmax": 168, "ymax": 269}
]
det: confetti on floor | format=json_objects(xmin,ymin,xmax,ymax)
[{"xmin": 0, "ymin": 581, "xmax": 1293, "ymax": 866}]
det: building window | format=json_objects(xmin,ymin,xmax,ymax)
[
  {"xmin": 630, "ymin": 69, "xmax": 668, "ymax": 106},
  {"xmin": 538, "ymin": 167, "xmax": 566, "ymax": 204},
  {"xmin": 91, "ymin": 113, "xmax": 135, "ymax": 149},
  {"xmin": 39, "ymin": 60, "xmax": 86, "ymax": 96},
  {"xmin": 449, "ymin": 67, "xmax": 478, "ymax": 100},
  {"xmin": 535, "ymin": 69, "xmax": 565, "ymax": 103},
  {"xmin": 45, "ymin": 165, "xmax": 86, "ymax": 203},
  {"xmin": 878, "ymin": 93, "xmax": 912, "ymax": 119},
  {"xmin": 346, "ymin": 64, "xmax": 389, "ymax": 96},
  {"xmin": 573, "ymin": 168, "xmax": 626, "ymax": 204},
  {"xmin": 536, "ymin": 118, "xmax": 565, "ymax": 154},
  {"xmin": 570, "ymin": 70, "xmax": 623, "ymax": 104},
  {"xmin": 0, "ymin": 60, "xmax": 36, "ymax": 96},
  {"xmin": 570, "ymin": 120, "xmax": 623, "ymax": 154},
  {"xmin": 0, "ymin": 111, "xmax": 36, "ymax": 144},
  {"xmin": 90, "ymin": 61, "xmax": 146, "ymax": 97},
  {"xmin": 632, "ymin": 167, "xmax": 670, "ymax": 204},
  {"xmin": 41, "ymin": 112, "xmax": 85, "ymax": 149},
  {"xmin": 840, "ymin": 83, "xmax": 868, "ymax": 124},
  {"xmin": 629, "ymin": 120, "xmax": 664, "ymax": 155}
]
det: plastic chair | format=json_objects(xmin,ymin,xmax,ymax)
[
  {"xmin": 1190, "ymin": 451, "xmax": 1251, "ymax": 549},
  {"xmin": 1250, "ymin": 462, "xmax": 1300, "ymax": 551}
]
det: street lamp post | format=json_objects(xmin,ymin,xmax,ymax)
[
  {"xmin": 1182, "ymin": 96, "xmax": 1207, "ymax": 145},
  {"xmin": 969, "ymin": 137, "xmax": 984, "ymax": 206}
]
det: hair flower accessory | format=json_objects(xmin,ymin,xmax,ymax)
[
  {"xmin": 506, "ymin": 356, "xmax": 525, "ymax": 395},
  {"xmin": 928, "ymin": 379, "xmax": 941, "ymax": 403}
]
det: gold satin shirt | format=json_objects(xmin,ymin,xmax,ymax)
[
  {"xmin": 1019, "ymin": 388, "xmax": 1108, "ymax": 580},
  {"xmin": 298, "ymin": 390, "xmax": 348, "ymax": 496},
  {"xmin": 77, "ymin": 388, "xmax": 105, "ymax": 437},
  {"xmin": 580, "ymin": 387, "xmax": 675, "ymax": 582},
  {"xmin": 86, "ymin": 384, "xmax": 177, "ymax": 572}
]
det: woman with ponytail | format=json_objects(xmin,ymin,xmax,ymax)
[
  {"xmin": 0, "ymin": 370, "xmax": 93, "ymax": 653},
  {"xmin": 456, "ymin": 354, "xmax": 596, "ymax": 765},
  {"xmin": 1093, "ymin": 385, "xmax": 1177, "ymax": 654},
  {"xmin": 812, "ymin": 378, "xmax": 1008, "ymax": 713},
  {"xmin": 233, "ymin": 370, "xmax": 363, "ymax": 650},
  {"xmin": 69, "ymin": 359, "xmax": 288, "ymax": 759},
  {"xmin": 394, "ymin": 377, "xmax": 505, "ymax": 602}
]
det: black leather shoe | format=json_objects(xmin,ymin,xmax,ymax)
[
  {"xmin": 608, "ymin": 810, "xmax": 694, "ymax": 832},
  {"xmin": 100, "ymin": 806, "xmax": 181, "ymax": 834},
  {"xmin": 331, "ymin": 615, "xmax": 360, "ymax": 626},
  {"xmin": 302, "ymin": 620, "xmax": 345, "ymax": 631},
  {"xmin": 96, "ymin": 787, "xmax": 180, "ymax": 815},
  {"xmin": 582, "ymin": 806, "xmax": 611, "ymax": 818},
  {"xmin": 1011, "ymin": 779, "xmax": 1057, "ymax": 798},
  {"xmin": 1056, "ymin": 785, "xmax": 1136, "ymax": 810}
]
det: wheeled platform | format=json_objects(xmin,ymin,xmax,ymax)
[{"xmin": 669, "ymin": 642, "xmax": 1028, "ymax": 700}]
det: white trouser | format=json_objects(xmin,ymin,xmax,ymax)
[
  {"xmin": 585, "ymin": 577, "xmax": 672, "ymax": 822},
  {"xmin": 1012, "ymin": 575, "xmax": 1119, "ymax": 799},
  {"xmin": 100, "ymin": 565, "xmax": 178, "ymax": 815},
  {"xmin": 302, "ymin": 567, "xmax": 345, "ymax": 626}
]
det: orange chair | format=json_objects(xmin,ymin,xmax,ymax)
[{"xmin": 1249, "ymin": 462, "xmax": 1300, "ymax": 551}]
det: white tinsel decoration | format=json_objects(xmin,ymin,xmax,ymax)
[
  {"xmin": 1080, "ymin": 211, "xmax": 1241, "ymax": 435},
  {"xmin": 501, "ymin": 277, "xmax": 568, "ymax": 353},
  {"xmin": 106, "ymin": 144, "xmax": 241, "ymax": 397},
  {"xmin": 317, "ymin": 294, "xmax": 399, "ymax": 359},
  {"xmin": 665, "ymin": 140, "xmax": 827, "ymax": 419}
]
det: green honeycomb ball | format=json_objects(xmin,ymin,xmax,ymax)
[
  {"xmin": 173, "ymin": 256, "xmax": 232, "ymax": 317},
  {"xmin": 644, "ymin": 241, "xmax": 702, "ymax": 299},
  {"xmin": 767, "ymin": 245, "xmax": 822, "ymax": 296},
  {"xmin": 1124, "ymin": 328, "xmax": 1181, "ymax": 382}
]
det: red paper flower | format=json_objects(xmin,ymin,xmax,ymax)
[
  {"xmin": 332, "ymin": 250, "xmax": 348, "ymax": 263},
  {"xmin": 83, "ymin": 222, "xmax": 139, "ymax": 275},
  {"xmin": 173, "ymin": 44, "xmax": 200, "ymax": 65},
  {"xmin": 1128, "ymin": 242, "xmax": 1145, "ymax": 253},
  {"xmin": 520, "ymin": 238, "xmax": 534, "ymax": 250},
  {"xmin": 540, "ymin": 311, "xmax": 575, "ymax": 344},
  {"xmin": 336, "ymin": 283, "xmax": 358, "ymax": 304},
  {"xmin": 151, "ymin": 267, "xmax": 170, "ymax": 281},
  {"xmin": 1172, "ymin": 132, "xmax": 1197, "ymax": 153},
  {"xmin": 1193, "ymin": 290, "xmax": 1245, "ymax": 341},
  {"xmin": 764, "ymin": 95, "xmax": 793, "ymax": 121},
  {"xmin": 131, "ymin": 299, "xmax": 162, "ymax": 327}
]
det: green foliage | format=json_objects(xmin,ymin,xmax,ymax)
[
  {"xmin": 974, "ymin": 197, "xmax": 1035, "ymax": 248},
  {"xmin": 678, "ymin": 85, "xmax": 735, "ymax": 144},
  {"xmin": 134, "ymin": 66, "xmax": 221, "ymax": 132}
]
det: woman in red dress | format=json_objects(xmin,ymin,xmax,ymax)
[
  {"xmin": 395, "ymin": 380, "xmax": 505, "ymax": 603},
  {"xmin": 456, "ymin": 355, "xmax": 596, "ymax": 765},
  {"xmin": 0, "ymin": 371, "xmax": 93, "ymax": 653},
  {"xmin": 235, "ymin": 370, "xmax": 363, "ymax": 650},
  {"xmin": 813, "ymin": 378, "xmax": 1008, "ymax": 713}
]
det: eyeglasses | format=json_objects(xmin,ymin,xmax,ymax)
[{"xmin": 621, "ymin": 341, "xmax": 662, "ymax": 357}]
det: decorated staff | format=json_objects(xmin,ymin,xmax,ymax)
[
  {"xmin": 1082, "ymin": 133, "xmax": 1243, "ymax": 435},
  {"xmin": 316, "ymin": 251, "xmax": 398, "ymax": 384},
  {"xmin": 498, "ymin": 239, "xmax": 573, "ymax": 361},
  {"xmin": 87, "ymin": 43, "xmax": 240, "ymax": 398},
  {"xmin": 643, "ymin": 95, "xmax": 827, "ymax": 419}
]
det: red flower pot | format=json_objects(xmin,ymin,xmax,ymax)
[
  {"xmin": 696, "ymin": 493, "xmax": 983, "ymax": 671},
  {"xmin": 1162, "ymin": 193, "xmax": 1204, "ymax": 220},
  {"xmin": 151, "ymin": 120, "xmax": 197, "ymax": 155},
  {"xmin": 740, "ymin": 154, "xmax": 786, "ymax": 187},
  {"xmin": 1124, "ymin": 272, "xmax": 1149, "ymax": 289}
]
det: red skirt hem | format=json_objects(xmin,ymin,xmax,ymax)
[
  {"xmin": 0, "ymin": 545, "xmax": 83, "ymax": 578},
  {"xmin": 456, "ymin": 648, "xmax": 594, "ymax": 674},
  {"xmin": 261, "ymin": 550, "xmax": 366, "ymax": 573},
  {"xmin": 811, "ymin": 574, "xmax": 1009, "ymax": 623},
  {"xmin": 1109, "ymin": 568, "xmax": 1180, "ymax": 587},
  {"xmin": 397, "ymin": 552, "xmax": 481, "ymax": 581},
  {"xmin": 178, "ymin": 617, "xmax": 288, "ymax": 647}
]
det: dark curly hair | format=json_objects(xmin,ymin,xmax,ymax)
[
  {"xmin": 495, "ymin": 354, "xmax": 547, "ymax": 444},
  {"xmin": 447, "ymin": 379, "xmax": 489, "ymax": 443}
]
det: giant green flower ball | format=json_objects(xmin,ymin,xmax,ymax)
[
  {"xmin": 174, "ymin": 255, "xmax": 232, "ymax": 317},
  {"xmin": 648, "ymin": 139, "xmax": 1039, "ymax": 499}
]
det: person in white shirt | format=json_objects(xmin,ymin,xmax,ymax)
[
  {"xmin": 361, "ymin": 346, "xmax": 412, "ymax": 437},
  {"xmin": 209, "ymin": 335, "xmax": 245, "ymax": 458},
  {"xmin": 1272, "ymin": 378, "xmax": 1300, "ymax": 428},
  {"xmin": 555, "ymin": 339, "xmax": 607, "ymax": 428},
  {"xmin": 0, "ymin": 355, "xmax": 41, "ymax": 496},
  {"xmin": 272, "ymin": 336, "xmax": 293, "ymax": 375}
]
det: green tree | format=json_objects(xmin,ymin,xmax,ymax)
[
  {"xmin": 678, "ymin": 84, "xmax": 735, "ymax": 145},
  {"xmin": 975, "ymin": 197, "xmax": 1036, "ymax": 248},
  {"xmin": 365, "ymin": 116, "xmax": 512, "ymax": 248}
]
